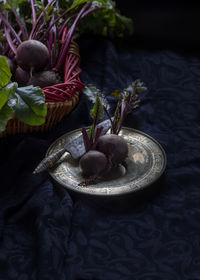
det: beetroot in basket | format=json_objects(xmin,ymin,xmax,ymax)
[
  {"xmin": 0, "ymin": 0, "xmax": 133, "ymax": 135},
  {"xmin": 0, "ymin": 1, "xmax": 103, "ymax": 134}
]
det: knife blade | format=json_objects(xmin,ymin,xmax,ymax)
[{"xmin": 33, "ymin": 118, "xmax": 112, "ymax": 174}]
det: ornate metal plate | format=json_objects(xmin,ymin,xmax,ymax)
[{"xmin": 47, "ymin": 127, "xmax": 167, "ymax": 196}]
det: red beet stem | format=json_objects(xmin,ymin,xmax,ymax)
[
  {"xmin": 40, "ymin": 7, "xmax": 72, "ymax": 42},
  {"xmin": 0, "ymin": 14, "xmax": 22, "ymax": 45},
  {"xmin": 58, "ymin": 15, "xmax": 74, "ymax": 39},
  {"xmin": 54, "ymin": 2, "xmax": 90, "ymax": 72},
  {"xmin": 29, "ymin": 0, "xmax": 56, "ymax": 39},
  {"xmin": 4, "ymin": 28, "xmax": 17, "ymax": 55},
  {"xmin": 30, "ymin": 0, "xmax": 36, "ymax": 24},
  {"xmin": 7, "ymin": 0, "xmax": 28, "ymax": 40}
]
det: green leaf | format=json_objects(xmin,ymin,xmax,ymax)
[
  {"xmin": 0, "ymin": 56, "xmax": 12, "ymax": 88},
  {"xmin": 14, "ymin": 85, "xmax": 47, "ymax": 126},
  {"xmin": 89, "ymin": 123, "xmax": 95, "ymax": 140},
  {"xmin": 90, "ymin": 95, "xmax": 104, "ymax": 121},
  {"xmin": 112, "ymin": 100, "xmax": 121, "ymax": 132},
  {"xmin": 4, "ymin": 0, "xmax": 27, "ymax": 10},
  {"xmin": 71, "ymin": 0, "xmax": 106, "ymax": 9},
  {"xmin": 89, "ymin": 95, "xmax": 104, "ymax": 139},
  {"xmin": 71, "ymin": 0, "xmax": 91, "ymax": 9},
  {"xmin": 58, "ymin": 0, "xmax": 72, "ymax": 9},
  {"xmin": 111, "ymin": 90, "xmax": 122, "ymax": 99},
  {"xmin": 0, "ymin": 82, "xmax": 17, "ymax": 110},
  {"xmin": 16, "ymin": 86, "xmax": 47, "ymax": 117},
  {"xmin": 83, "ymin": 84, "xmax": 110, "ymax": 110},
  {"xmin": 116, "ymin": 14, "xmax": 134, "ymax": 36},
  {"xmin": 83, "ymin": 84, "xmax": 102, "ymax": 103},
  {"xmin": 0, "ymin": 104, "xmax": 14, "ymax": 133},
  {"xmin": 14, "ymin": 95, "xmax": 45, "ymax": 126}
]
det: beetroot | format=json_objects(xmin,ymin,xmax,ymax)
[
  {"xmin": 16, "ymin": 40, "xmax": 49, "ymax": 72},
  {"xmin": 96, "ymin": 134, "xmax": 128, "ymax": 165},
  {"xmin": 15, "ymin": 67, "xmax": 30, "ymax": 86},
  {"xmin": 27, "ymin": 70, "xmax": 62, "ymax": 88},
  {"xmin": 79, "ymin": 150, "xmax": 108, "ymax": 178}
]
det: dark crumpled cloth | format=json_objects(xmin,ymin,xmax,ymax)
[{"xmin": 0, "ymin": 37, "xmax": 200, "ymax": 280}]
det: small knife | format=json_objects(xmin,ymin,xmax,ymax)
[{"xmin": 33, "ymin": 118, "xmax": 112, "ymax": 174}]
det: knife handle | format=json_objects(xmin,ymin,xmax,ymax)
[{"xmin": 33, "ymin": 148, "xmax": 66, "ymax": 174}]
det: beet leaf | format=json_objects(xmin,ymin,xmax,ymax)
[
  {"xmin": 82, "ymin": 80, "xmax": 147, "ymax": 135},
  {"xmin": 89, "ymin": 95, "xmax": 104, "ymax": 139},
  {"xmin": 111, "ymin": 79, "xmax": 147, "ymax": 134},
  {"xmin": 0, "ymin": 82, "xmax": 17, "ymax": 110},
  {"xmin": 0, "ymin": 103, "xmax": 14, "ymax": 133},
  {"xmin": 82, "ymin": 94, "xmax": 104, "ymax": 152},
  {"xmin": 0, "ymin": 57, "xmax": 47, "ymax": 132},
  {"xmin": 83, "ymin": 84, "xmax": 111, "ymax": 117},
  {"xmin": 14, "ymin": 85, "xmax": 47, "ymax": 126},
  {"xmin": 0, "ymin": 56, "xmax": 12, "ymax": 87},
  {"xmin": 6, "ymin": 0, "xmax": 28, "ymax": 40}
]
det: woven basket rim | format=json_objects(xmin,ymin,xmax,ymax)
[{"xmin": 46, "ymin": 98, "xmax": 76, "ymax": 105}]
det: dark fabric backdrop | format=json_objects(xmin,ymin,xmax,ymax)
[
  {"xmin": 0, "ymin": 2, "xmax": 200, "ymax": 280},
  {"xmin": 115, "ymin": 0, "xmax": 200, "ymax": 50}
]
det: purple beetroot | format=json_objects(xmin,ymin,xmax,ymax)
[
  {"xmin": 96, "ymin": 134, "xmax": 128, "ymax": 165},
  {"xmin": 16, "ymin": 40, "xmax": 49, "ymax": 72}
]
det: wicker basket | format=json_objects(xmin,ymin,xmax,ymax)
[{"xmin": 0, "ymin": 41, "xmax": 83, "ymax": 138}]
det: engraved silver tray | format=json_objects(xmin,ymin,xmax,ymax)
[{"xmin": 47, "ymin": 127, "xmax": 167, "ymax": 196}]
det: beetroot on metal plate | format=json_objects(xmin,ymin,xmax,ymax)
[
  {"xmin": 79, "ymin": 150, "xmax": 108, "ymax": 178},
  {"xmin": 96, "ymin": 134, "xmax": 128, "ymax": 165}
]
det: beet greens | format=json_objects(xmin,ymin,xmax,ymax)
[
  {"xmin": 82, "ymin": 95, "xmax": 105, "ymax": 152},
  {"xmin": 0, "ymin": 1, "xmax": 134, "ymax": 134},
  {"xmin": 0, "ymin": 0, "xmax": 112, "ymax": 132},
  {"xmin": 110, "ymin": 80, "xmax": 147, "ymax": 134},
  {"xmin": 0, "ymin": 0, "xmax": 133, "ymax": 107},
  {"xmin": 0, "ymin": 0, "xmax": 104, "ymax": 71},
  {"xmin": 0, "ymin": 0, "xmax": 133, "ymax": 72},
  {"xmin": 83, "ymin": 80, "xmax": 147, "ymax": 136},
  {"xmin": 0, "ymin": 56, "xmax": 47, "ymax": 133}
]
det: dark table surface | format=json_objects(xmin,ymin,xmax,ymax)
[{"xmin": 1, "ymin": 3, "xmax": 200, "ymax": 279}]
